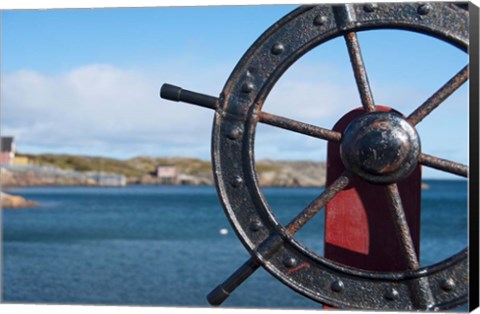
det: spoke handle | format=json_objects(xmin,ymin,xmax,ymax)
[
  {"xmin": 160, "ymin": 83, "xmax": 218, "ymax": 110},
  {"xmin": 207, "ymin": 258, "xmax": 260, "ymax": 306}
]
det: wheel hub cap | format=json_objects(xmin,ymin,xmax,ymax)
[{"xmin": 340, "ymin": 111, "xmax": 420, "ymax": 184}]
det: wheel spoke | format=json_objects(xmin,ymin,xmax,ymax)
[
  {"xmin": 344, "ymin": 32, "xmax": 376, "ymax": 113},
  {"xmin": 208, "ymin": 229, "xmax": 287, "ymax": 306},
  {"xmin": 384, "ymin": 184, "xmax": 435, "ymax": 309},
  {"xmin": 160, "ymin": 83, "xmax": 217, "ymax": 109},
  {"xmin": 160, "ymin": 84, "xmax": 343, "ymax": 142},
  {"xmin": 258, "ymin": 111, "xmax": 342, "ymax": 142},
  {"xmin": 286, "ymin": 172, "xmax": 351, "ymax": 234},
  {"xmin": 407, "ymin": 65, "xmax": 469, "ymax": 126},
  {"xmin": 207, "ymin": 258, "xmax": 260, "ymax": 306},
  {"xmin": 419, "ymin": 153, "xmax": 468, "ymax": 178},
  {"xmin": 384, "ymin": 184, "xmax": 420, "ymax": 269}
]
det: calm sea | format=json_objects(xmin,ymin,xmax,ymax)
[{"xmin": 2, "ymin": 180, "xmax": 468, "ymax": 309}]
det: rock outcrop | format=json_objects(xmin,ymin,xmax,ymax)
[
  {"xmin": 1, "ymin": 192, "xmax": 37, "ymax": 208},
  {"xmin": 1, "ymin": 167, "xmax": 125, "ymax": 187},
  {"xmin": 256, "ymin": 160, "xmax": 326, "ymax": 187}
]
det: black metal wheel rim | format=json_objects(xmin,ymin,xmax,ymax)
[{"xmin": 212, "ymin": 2, "xmax": 468, "ymax": 310}]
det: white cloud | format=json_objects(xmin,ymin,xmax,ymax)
[{"xmin": 1, "ymin": 63, "xmax": 222, "ymax": 158}]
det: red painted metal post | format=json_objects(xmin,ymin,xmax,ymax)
[{"xmin": 324, "ymin": 106, "xmax": 422, "ymax": 272}]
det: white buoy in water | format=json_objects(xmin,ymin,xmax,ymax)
[{"xmin": 219, "ymin": 228, "xmax": 228, "ymax": 236}]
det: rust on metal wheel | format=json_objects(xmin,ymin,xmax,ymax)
[{"xmin": 160, "ymin": 2, "xmax": 469, "ymax": 311}]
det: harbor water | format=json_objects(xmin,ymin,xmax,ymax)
[{"xmin": 2, "ymin": 180, "xmax": 468, "ymax": 309}]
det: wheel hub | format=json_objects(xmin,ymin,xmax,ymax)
[{"xmin": 340, "ymin": 111, "xmax": 420, "ymax": 184}]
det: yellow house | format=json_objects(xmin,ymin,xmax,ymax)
[{"xmin": 12, "ymin": 156, "xmax": 29, "ymax": 166}]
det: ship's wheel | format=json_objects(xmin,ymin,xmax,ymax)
[{"xmin": 160, "ymin": 3, "xmax": 469, "ymax": 310}]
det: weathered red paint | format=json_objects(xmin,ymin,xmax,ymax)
[
  {"xmin": 286, "ymin": 262, "xmax": 310, "ymax": 275},
  {"xmin": 324, "ymin": 106, "xmax": 421, "ymax": 272}
]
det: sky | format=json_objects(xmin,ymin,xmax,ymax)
[{"xmin": 0, "ymin": 1, "xmax": 470, "ymax": 179}]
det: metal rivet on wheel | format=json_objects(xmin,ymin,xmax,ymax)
[
  {"xmin": 384, "ymin": 288, "xmax": 399, "ymax": 301},
  {"xmin": 231, "ymin": 176, "xmax": 243, "ymax": 187},
  {"xmin": 249, "ymin": 220, "xmax": 262, "ymax": 232},
  {"xmin": 313, "ymin": 15, "xmax": 327, "ymax": 26},
  {"xmin": 440, "ymin": 278, "xmax": 456, "ymax": 292},
  {"xmin": 417, "ymin": 4, "xmax": 431, "ymax": 15},
  {"xmin": 226, "ymin": 126, "xmax": 242, "ymax": 140},
  {"xmin": 283, "ymin": 257, "xmax": 297, "ymax": 268},
  {"xmin": 271, "ymin": 43, "xmax": 285, "ymax": 55},
  {"xmin": 241, "ymin": 82, "xmax": 254, "ymax": 93},
  {"xmin": 331, "ymin": 280, "xmax": 344, "ymax": 293},
  {"xmin": 363, "ymin": 3, "xmax": 377, "ymax": 12}
]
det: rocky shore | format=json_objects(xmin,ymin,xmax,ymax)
[
  {"xmin": 1, "ymin": 192, "xmax": 37, "ymax": 208},
  {"xmin": 126, "ymin": 160, "xmax": 327, "ymax": 187},
  {"xmin": 256, "ymin": 160, "xmax": 326, "ymax": 187},
  {"xmin": 1, "ymin": 166, "xmax": 126, "ymax": 187}
]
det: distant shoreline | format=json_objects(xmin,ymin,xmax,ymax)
[
  {"xmin": 1, "ymin": 156, "xmax": 328, "ymax": 188},
  {"xmin": 2, "ymin": 153, "xmax": 466, "ymax": 189}
]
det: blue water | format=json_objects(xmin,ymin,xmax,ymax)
[{"xmin": 2, "ymin": 180, "xmax": 468, "ymax": 309}]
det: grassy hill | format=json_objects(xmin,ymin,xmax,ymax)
[{"xmin": 21, "ymin": 154, "xmax": 143, "ymax": 177}]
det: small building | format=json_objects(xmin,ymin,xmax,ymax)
[
  {"xmin": 1, "ymin": 137, "xmax": 15, "ymax": 165},
  {"xmin": 91, "ymin": 173, "xmax": 127, "ymax": 187},
  {"xmin": 156, "ymin": 164, "xmax": 177, "ymax": 184}
]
